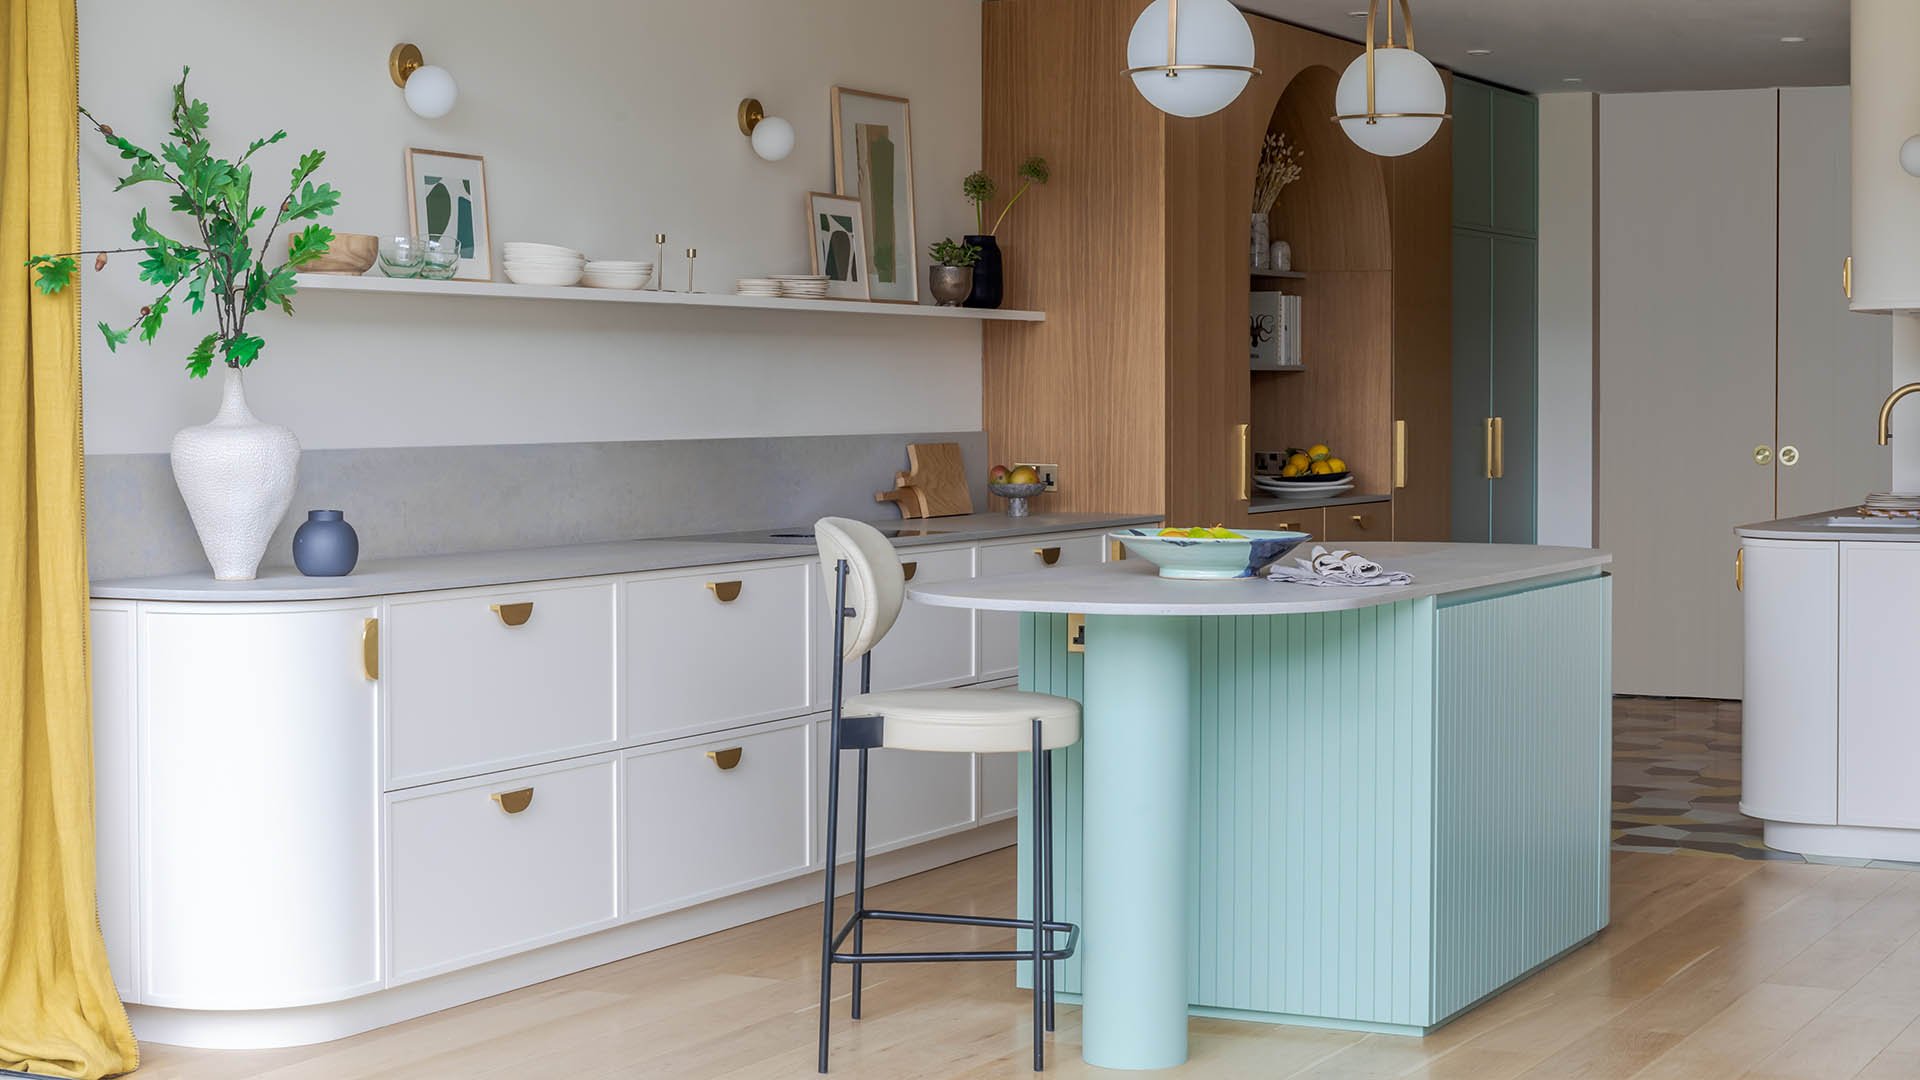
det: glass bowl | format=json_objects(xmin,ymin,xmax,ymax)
[
  {"xmin": 418, "ymin": 236, "xmax": 460, "ymax": 280},
  {"xmin": 378, "ymin": 235, "xmax": 425, "ymax": 278}
]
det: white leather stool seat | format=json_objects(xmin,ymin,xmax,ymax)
[{"xmin": 844, "ymin": 689, "xmax": 1081, "ymax": 754}]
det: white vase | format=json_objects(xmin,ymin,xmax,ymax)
[
  {"xmin": 1251, "ymin": 213, "xmax": 1271, "ymax": 269},
  {"xmin": 170, "ymin": 366, "xmax": 300, "ymax": 581}
]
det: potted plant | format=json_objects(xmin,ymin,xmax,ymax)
[
  {"xmin": 926, "ymin": 237, "xmax": 981, "ymax": 306},
  {"xmin": 961, "ymin": 155, "xmax": 1049, "ymax": 309},
  {"xmin": 27, "ymin": 68, "xmax": 341, "ymax": 581}
]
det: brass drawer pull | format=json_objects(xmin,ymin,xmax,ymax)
[
  {"xmin": 1237, "ymin": 422, "xmax": 1251, "ymax": 501},
  {"xmin": 902, "ymin": 561, "xmax": 918, "ymax": 581},
  {"xmin": 1735, "ymin": 548, "xmax": 1744, "ymax": 592},
  {"xmin": 707, "ymin": 580, "xmax": 743, "ymax": 603},
  {"xmin": 490, "ymin": 601, "xmax": 534, "ymax": 627},
  {"xmin": 1491, "ymin": 416, "xmax": 1505, "ymax": 479},
  {"xmin": 361, "ymin": 617, "xmax": 379, "ymax": 681},
  {"xmin": 491, "ymin": 787, "xmax": 534, "ymax": 814},
  {"xmin": 1035, "ymin": 547, "xmax": 1062, "ymax": 566},
  {"xmin": 707, "ymin": 747, "xmax": 744, "ymax": 770},
  {"xmin": 1350, "ymin": 514, "xmax": 1371, "ymax": 529},
  {"xmin": 1393, "ymin": 419, "xmax": 1408, "ymax": 489},
  {"xmin": 1110, "ymin": 540, "xmax": 1127, "ymax": 561}
]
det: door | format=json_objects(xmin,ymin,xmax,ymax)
[
  {"xmin": 1599, "ymin": 90, "xmax": 1778, "ymax": 698},
  {"xmin": 1451, "ymin": 231, "xmax": 1493, "ymax": 541},
  {"xmin": 1490, "ymin": 235, "xmax": 1538, "ymax": 543},
  {"xmin": 1777, "ymin": 86, "xmax": 1891, "ymax": 517}
]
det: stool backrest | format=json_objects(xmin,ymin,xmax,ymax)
[{"xmin": 814, "ymin": 517, "xmax": 906, "ymax": 660}]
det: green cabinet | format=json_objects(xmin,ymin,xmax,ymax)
[{"xmin": 1451, "ymin": 78, "xmax": 1538, "ymax": 543}]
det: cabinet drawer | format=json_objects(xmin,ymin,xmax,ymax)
[
  {"xmin": 980, "ymin": 534, "xmax": 1107, "ymax": 680},
  {"xmin": 625, "ymin": 564, "xmax": 811, "ymax": 742},
  {"xmin": 1321, "ymin": 503, "xmax": 1392, "ymax": 543},
  {"xmin": 386, "ymin": 582, "xmax": 617, "ymax": 786},
  {"xmin": 624, "ymin": 723, "xmax": 812, "ymax": 917},
  {"xmin": 1254, "ymin": 507, "xmax": 1326, "ymax": 540},
  {"xmin": 820, "ymin": 545, "xmax": 975, "ymax": 702},
  {"xmin": 815, "ymin": 720, "xmax": 976, "ymax": 856},
  {"xmin": 388, "ymin": 756, "xmax": 619, "ymax": 982}
]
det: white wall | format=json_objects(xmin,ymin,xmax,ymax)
[
  {"xmin": 1535, "ymin": 92, "xmax": 1596, "ymax": 547},
  {"xmin": 77, "ymin": 1, "xmax": 984, "ymax": 455}
]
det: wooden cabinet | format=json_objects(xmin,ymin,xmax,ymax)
[{"xmin": 1323, "ymin": 503, "xmax": 1391, "ymax": 543}]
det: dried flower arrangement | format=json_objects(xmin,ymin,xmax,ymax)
[{"xmin": 1252, "ymin": 132, "xmax": 1305, "ymax": 215}]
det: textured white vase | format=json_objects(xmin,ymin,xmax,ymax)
[{"xmin": 170, "ymin": 366, "xmax": 300, "ymax": 581}]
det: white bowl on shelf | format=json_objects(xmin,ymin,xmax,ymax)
[
  {"xmin": 504, "ymin": 241, "xmax": 585, "ymax": 260},
  {"xmin": 582, "ymin": 270, "xmax": 653, "ymax": 290},
  {"xmin": 503, "ymin": 261, "xmax": 584, "ymax": 287}
]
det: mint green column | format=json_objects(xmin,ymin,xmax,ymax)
[{"xmin": 1080, "ymin": 614, "xmax": 1192, "ymax": 1069}]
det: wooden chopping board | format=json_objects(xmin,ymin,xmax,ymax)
[{"xmin": 874, "ymin": 442, "xmax": 974, "ymax": 519}]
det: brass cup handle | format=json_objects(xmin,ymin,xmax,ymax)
[
  {"xmin": 491, "ymin": 787, "xmax": 534, "ymax": 814},
  {"xmin": 1753, "ymin": 445, "xmax": 1773, "ymax": 466},
  {"xmin": 1735, "ymin": 548, "xmax": 1744, "ymax": 592},
  {"xmin": 902, "ymin": 561, "xmax": 918, "ymax": 582},
  {"xmin": 1035, "ymin": 547, "xmax": 1062, "ymax": 566},
  {"xmin": 361, "ymin": 617, "xmax": 380, "ymax": 681},
  {"xmin": 1350, "ymin": 514, "xmax": 1371, "ymax": 530},
  {"xmin": 1779, "ymin": 445, "xmax": 1800, "ymax": 467},
  {"xmin": 491, "ymin": 601, "xmax": 534, "ymax": 627},
  {"xmin": 707, "ymin": 580, "xmax": 743, "ymax": 603},
  {"xmin": 707, "ymin": 747, "xmax": 743, "ymax": 770},
  {"xmin": 1110, "ymin": 540, "xmax": 1127, "ymax": 561}
]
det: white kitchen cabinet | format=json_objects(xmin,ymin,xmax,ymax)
[
  {"xmin": 815, "ymin": 720, "xmax": 977, "ymax": 858},
  {"xmin": 978, "ymin": 532, "xmax": 1108, "ymax": 680},
  {"xmin": 1838, "ymin": 542, "xmax": 1920, "ymax": 828},
  {"xmin": 817, "ymin": 543, "xmax": 976, "ymax": 703},
  {"xmin": 625, "ymin": 562, "xmax": 812, "ymax": 742},
  {"xmin": 1737, "ymin": 540, "xmax": 1839, "ymax": 825}
]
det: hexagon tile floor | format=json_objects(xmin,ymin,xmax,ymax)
[{"xmin": 1612, "ymin": 695, "xmax": 1920, "ymax": 869}]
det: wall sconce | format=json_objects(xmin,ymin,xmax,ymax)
[
  {"xmin": 389, "ymin": 43, "xmax": 458, "ymax": 119},
  {"xmin": 1901, "ymin": 135, "xmax": 1920, "ymax": 177},
  {"xmin": 737, "ymin": 98, "xmax": 794, "ymax": 162}
]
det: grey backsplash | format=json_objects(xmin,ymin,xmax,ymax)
[{"xmin": 87, "ymin": 431, "xmax": 989, "ymax": 581}]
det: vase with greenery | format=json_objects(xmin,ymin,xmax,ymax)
[
  {"xmin": 926, "ymin": 237, "xmax": 980, "ymax": 307},
  {"xmin": 959, "ymin": 155, "xmax": 1049, "ymax": 309},
  {"xmin": 1251, "ymin": 131, "xmax": 1304, "ymax": 270},
  {"xmin": 27, "ymin": 68, "xmax": 341, "ymax": 580}
]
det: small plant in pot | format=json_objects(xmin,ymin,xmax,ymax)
[
  {"xmin": 27, "ymin": 68, "xmax": 341, "ymax": 581},
  {"xmin": 960, "ymin": 155, "xmax": 1049, "ymax": 309},
  {"xmin": 926, "ymin": 237, "xmax": 981, "ymax": 306}
]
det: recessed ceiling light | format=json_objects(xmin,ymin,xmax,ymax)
[
  {"xmin": 1780, "ymin": 35, "xmax": 1807, "ymax": 43},
  {"xmin": 1348, "ymin": 10, "xmax": 1368, "ymax": 16},
  {"xmin": 1467, "ymin": 48, "xmax": 1492, "ymax": 55},
  {"xmin": 1563, "ymin": 77, "xmax": 1584, "ymax": 83}
]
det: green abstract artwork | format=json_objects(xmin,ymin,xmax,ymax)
[{"xmin": 857, "ymin": 124, "xmax": 896, "ymax": 284}]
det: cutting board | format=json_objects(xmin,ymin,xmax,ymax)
[{"xmin": 874, "ymin": 442, "xmax": 974, "ymax": 519}]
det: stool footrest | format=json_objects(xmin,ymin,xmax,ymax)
[{"xmin": 828, "ymin": 908, "xmax": 1079, "ymax": 965}]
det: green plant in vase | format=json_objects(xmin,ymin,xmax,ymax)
[
  {"xmin": 24, "ymin": 67, "xmax": 343, "ymax": 581},
  {"xmin": 958, "ymin": 155, "xmax": 1049, "ymax": 309},
  {"xmin": 926, "ymin": 237, "xmax": 982, "ymax": 307}
]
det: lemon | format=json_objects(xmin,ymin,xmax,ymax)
[
  {"xmin": 1310, "ymin": 460, "xmax": 1334, "ymax": 475},
  {"xmin": 1287, "ymin": 452, "xmax": 1311, "ymax": 470},
  {"xmin": 1158, "ymin": 528, "xmax": 1187, "ymax": 537},
  {"xmin": 1282, "ymin": 463, "xmax": 1305, "ymax": 478},
  {"xmin": 1308, "ymin": 444, "xmax": 1332, "ymax": 462},
  {"xmin": 1326, "ymin": 457, "xmax": 1347, "ymax": 473},
  {"xmin": 1209, "ymin": 527, "xmax": 1243, "ymax": 539}
]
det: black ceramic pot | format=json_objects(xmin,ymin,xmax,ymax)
[{"xmin": 962, "ymin": 234, "xmax": 1003, "ymax": 309}]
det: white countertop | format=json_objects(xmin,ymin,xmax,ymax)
[
  {"xmin": 909, "ymin": 542, "xmax": 1611, "ymax": 616},
  {"xmin": 91, "ymin": 512, "xmax": 1158, "ymax": 602},
  {"xmin": 1737, "ymin": 509, "xmax": 1920, "ymax": 542}
]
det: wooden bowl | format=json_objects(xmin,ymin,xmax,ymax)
[{"xmin": 293, "ymin": 232, "xmax": 377, "ymax": 275}]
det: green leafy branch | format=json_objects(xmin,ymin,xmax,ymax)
[
  {"xmin": 962, "ymin": 156, "xmax": 1050, "ymax": 237},
  {"xmin": 928, "ymin": 237, "xmax": 981, "ymax": 267},
  {"xmin": 24, "ymin": 67, "xmax": 340, "ymax": 378}
]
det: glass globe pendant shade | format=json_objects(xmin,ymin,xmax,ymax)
[
  {"xmin": 750, "ymin": 116, "xmax": 795, "ymax": 161},
  {"xmin": 1332, "ymin": 0, "xmax": 1448, "ymax": 157},
  {"xmin": 403, "ymin": 65, "xmax": 458, "ymax": 119},
  {"xmin": 1127, "ymin": 0, "xmax": 1260, "ymax": 118},
  {"xmin": 1901, "ymin": 134, "xmax": 1920, "ymax": 178}
]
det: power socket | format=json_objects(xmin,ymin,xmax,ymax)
[{"xmin": 1014, "ymin": 462, "xmax": 1060, "ymax": 492}]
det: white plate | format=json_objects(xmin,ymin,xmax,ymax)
[
  {"xmin": 770, "ymin": 274, "xmax": 829, "ymax": 282},
  {"xmin": 504, "ymin": 265, "xmax": 583, "ymax": 287},
  {"xmin": 586, "ymin": 260, "xmax": 653, "ymax": 271}
]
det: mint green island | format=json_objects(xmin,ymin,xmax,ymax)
[{"xmin": 911, "ymin": 543, "xmax": 1612, "ymax": 1070}]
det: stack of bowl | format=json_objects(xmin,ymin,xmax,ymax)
[
  {"xmin": 581, "ymin": 260, "xmax": 654, "ymax": 290},
  {"xmin": 503, "ymin": 242, "xmax": 585, "ymax": 286},
  {"xmin": 771, "ymin": 274, "xmax": 829, "ymax": 299}
]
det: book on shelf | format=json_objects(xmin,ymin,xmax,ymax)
[{"xmin": 1250, "ymin": 291, "xmax": 1303, "ymax": 370}]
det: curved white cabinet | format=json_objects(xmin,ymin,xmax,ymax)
[
  {"xmin": 91, "ymin": 526, "xmax": 1119, "ymax": 1048},
  {"xmin": 1738, "ymin": 541, "xmax": 1838, "ymax": 825}
]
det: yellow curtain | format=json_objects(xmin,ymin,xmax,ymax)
[{"xmin": 0, "ymin": 0, "xmax": 140, "ymax": 1074}]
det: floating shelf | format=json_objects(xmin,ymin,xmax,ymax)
[
  {"xmin": 293, "ymin": 273, "xmax": 1046, "ymax": 322},
  {"xmin": 1252, "ymin": 366, "xmax": 1308, "ymax": 373},
  {"xmin": 1250, "ymin": 268, "xmax": 1306, "ymax": 280}
]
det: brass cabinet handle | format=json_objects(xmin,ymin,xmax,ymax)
[
  {"xmin": 491, "ymin": 787, "xmax": 534, "ymax": 814},
  {"xmin": 902, "ymin": 561, "xmax": 918, "ymax": 581},
  {"xmin": 1035, "ymin": 546, "xmax": 1062, "ymax": 566},
  {"xmin": 1109, "ymin": 539, "xmax": 1128, "ymax": 560},
  {"xmin": 1394, "ymin": 419, "xmax": 1408, "ymax": 489},
  {"xmin": 706, "ymin": 580, "xmax": 742, "ymax": 603},
  {"xmin": 1484, "ymin": 418, "xmax": 1496, "ymax": 480},
  {"xmin": 361, "ymin": 617, "xmax": 379, "ymax": 681},
  {"xmin": 1273, "ymin": 521, "xmax": 1299, "ymax": 530},
  {"xmin": 706, "ymin": 747, "xmax": 743, "ymax": 770},
  {"xmin": 1237, "ymin": 422, "xmax": 1251, "ymax": 501},
  {"xmin": 1844, "ymin": 255, "xmax": 1853, "ymax": 300},
  {"xmin": 1753, "ymin": 445, "xmax": 1774, "ymax": 466},
  {"xmin": 490, "ymin": 601, "xmax": 534, "ymax": 627},
  {"xmin": 1488, "ymin": 417, "xmax": 1505, "ymax": 479},
  {"xmin": 1779, "ymin": 445, "xmax": 1800, "ymax": 467},
  {"xmin": 1350, "ymin": 514, "xmax": 1372, "ymax": 530},
  {"xmin": 1735, "ymin": 548, "xmax": 1744, "ymax": 592}
]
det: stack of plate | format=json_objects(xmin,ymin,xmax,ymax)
[
  {"xmin": 1254, "ymin": 472, "xmax": 1357, "ymax": 499},
  {"xmin": 582, "ymin": 260, "xmax": 654, "ymax": 290},
  {"xmin": 771, "ymin": 274, "xmax": 829, "ymax": 299},
  {"xmin": 736, "ymin": 277, "xmax": 783, "ymax": 297},
  {"xmin": 503, "ymin": 242, "xmax": 585, "ymax": 287},
  {"xmin": 1861, "ymin": 492, "xmax": 1920, "ymax": 518}
]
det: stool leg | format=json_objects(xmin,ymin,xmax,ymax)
[
  {"xmin": 851, "ymin": 747, "xmax": 870, "ymax": 1020},
  {"xmin": 1041, "ymin": 744, "xmax": 1056, "ymax": 1033},
  {"xmin": 1031, "ymin": 721, "xmax": 1046, "ymax": 1072},
  {"xmin": 818, "ymin": 729, "xmax": 842, "ymax": 1073}
]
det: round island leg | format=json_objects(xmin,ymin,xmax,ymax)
[{"xmin": 1079, "ymin": 614, "xmax": 1192, "ymax": 1069}]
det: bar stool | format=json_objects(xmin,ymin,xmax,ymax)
[{"xmin": 814, "ymin": 517, "xmax": 1080, "ymax": 1073}]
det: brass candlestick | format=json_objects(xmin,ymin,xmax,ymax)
[
  {"xmin": 685, "ymin": 247, "xmax": 698, "ymax": 294},
  {"xmin": 653, "ymin": 233, "xmax": 667, "ymax": 291}
]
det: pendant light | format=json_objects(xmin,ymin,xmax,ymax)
[
  {"xmin": 1126, "ymin": 0, "xmax": 1262, "ymax": 118},
  {"xmin": 1332, "ymin": 0, "xmax": 1449, "ymax": 157}
]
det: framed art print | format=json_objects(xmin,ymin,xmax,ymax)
[
  {"xmin": 830, "ymin": 87, "xmax": 918, "ymax": 303},
  {"xmin": 807, "ymin": 191, "xmax": 870, "ymax": 301},
  {"xmin": 405, "ymin": 148, "xmax": 493, "ymax": 282}
]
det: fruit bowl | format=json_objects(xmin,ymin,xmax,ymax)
[
  {"xmin": 1109, "ymin": 528, "xmax": 1310, "ymax": 580},
  {"xmin": 989, "ymin": 481, "xmax": 1048, "ymax": 518}
]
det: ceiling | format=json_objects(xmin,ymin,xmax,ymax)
[{"xmin": 1236, "ymin": 0, "xmax": 1851, "ymax": 94}]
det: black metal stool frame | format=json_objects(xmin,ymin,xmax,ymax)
[{"xmin": 817, "ymin": 557, "xmax": 1078, "ymax": 1073}]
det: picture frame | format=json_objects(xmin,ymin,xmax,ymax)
[
  {"xmin": 830, "ymin": 87, "xmax": 918, "ymax": 304},
  {"xmin": 405, "ymin": 148, "xmax": 493, "ymax": 282},
  {"xmin": 807, "ymin": 192, "xmax": 871, "ymax": 301}
]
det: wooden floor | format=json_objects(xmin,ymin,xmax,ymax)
[{"xmin": 135, "ymin": 846, "xmax": 1920, "ymax": 1079}]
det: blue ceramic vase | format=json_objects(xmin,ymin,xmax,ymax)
[{"xmin": 292, "ymin": 510, "xmax": 359, "ymax": 577}]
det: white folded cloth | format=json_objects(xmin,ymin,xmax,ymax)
[{"xmin": 1267, "ymin": 545, "xmax": 1414, "ymax": 588}]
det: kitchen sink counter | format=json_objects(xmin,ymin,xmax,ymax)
[
  {"xmin": 90, "ymin": 511, "xmax": 1159, "ymax": 602},
  {"xmin": 1737, "ymin": 509, "xmax": 1920, "ymax": 541}
]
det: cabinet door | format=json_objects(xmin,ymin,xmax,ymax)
[
  {"xmin": 1489, "ymin": 89, "xmax": 1539, "ymax": 239},
  {"xmin": 1451, "ymin": 79, "xmax": 1493, "ymax": 231},
  {"xmin": 1839, "ymin": 543, "xmax": 1920, "ymax": 828},
  {"xmin": 818, "ymin": 545, "xmax": 975, "ymax": 703},
  {"xmin": 815, "ymin": 720, "xmax": 976, "ymax": 858},
  {"xmin": 1451, "ymin": 230, "xmax": 1493, "ymax": 542},
  {"xmin": 1739, "ymin": 541, "xmax": 1838, "ymax": 825},
  {"xmin": 978, "ymin": 534, "xmax": 1107, "ymax": 680},
  {"xmin": 1322, "ymin": 503, "xmax": 1392, "ymax": 543},
  {"xmin": 1490, "ymin": 235, "xmax": 1538, "ymax": 544}
]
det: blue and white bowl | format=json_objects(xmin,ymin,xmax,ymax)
[{"xmin": 1109, "ymin": 528, "xmax": 1310, "ymax": 580}]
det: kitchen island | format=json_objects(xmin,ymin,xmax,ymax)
[{"xmin": 912, "ymin": 543, "xmax": 1613, "ymax": 1069}]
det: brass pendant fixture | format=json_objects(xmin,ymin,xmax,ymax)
[
  {"xmin": 1125, "ymin": 0, "xmax": 1263, "ymax": 118},
  {"xmin": 1331, "ymin": 0, "xmax": 1450, "ymax": 157}
]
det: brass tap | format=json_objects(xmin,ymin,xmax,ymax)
[{"xmin": 1879, "ymin": 383, "xmax": 1920, "ymax": 445}]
